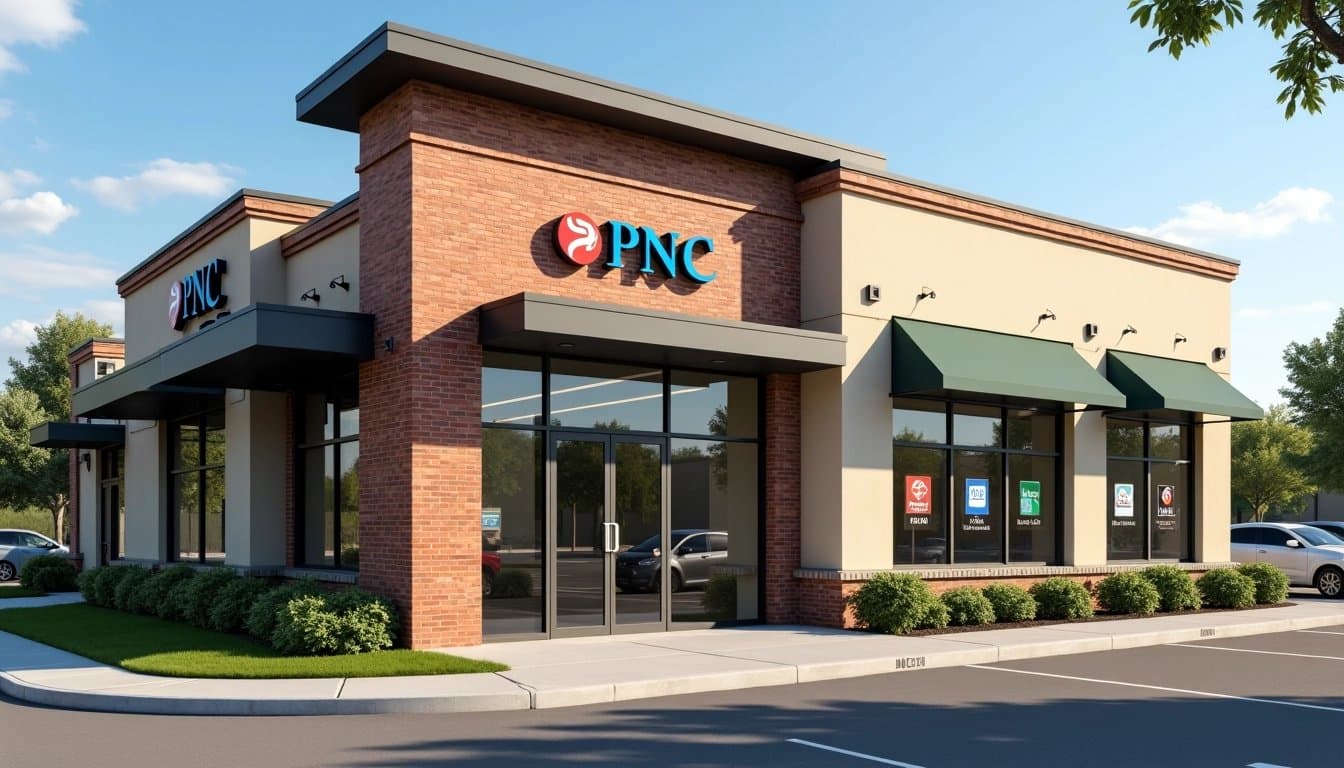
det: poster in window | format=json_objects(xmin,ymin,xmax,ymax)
[
  {"xmin": 1016, "ymin": 480, "xmax": 1042, "ymax": 528},
  {"xmin": 905, "ymin": 475, "xmax": 933, "ymax": 529},
  {"xmin": 1156, "ymin": 484, "xmax": 1177, "ymax": 531},
  {"xmin": 963, "ymin": 478, "xmax": 991, "ymax": 531},
  {"xmin": 1112, "ymin": 483, "xmax": 1136, "ymax": 527}
]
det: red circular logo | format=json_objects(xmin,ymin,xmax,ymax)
[
  {"xmin": 553, "ymin": 212, "xmax": 603, "ymax": 266},
  {"xmin": 168, "ymin": 280, "xmax": 183, "ymax": 330},
  {"xmin": 1160, "ymin": 486, "xmax": 1174, "ymax": 507},
  {"xmin": 910, "ymin": 479, "xmax": 929, "ymax": 501}
]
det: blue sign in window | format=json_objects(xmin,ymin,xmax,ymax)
[{"xmin": 965, "ymin": 478, "xmax": 990, "ymax": 516}]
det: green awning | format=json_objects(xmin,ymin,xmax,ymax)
[
  {"xmin": 891, "ymin": 318, "xmax": 1126, "ymax": 409},
  {"xmin": 1105, "ymin": 350, "xmax": 1263, "ymax": 421}
]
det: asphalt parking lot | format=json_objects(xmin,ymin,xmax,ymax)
[{"xmin": 2, "ymin": 614, "xmax": 1342, "ymax": 767}]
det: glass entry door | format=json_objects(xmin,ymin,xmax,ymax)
[{"xmin": 550, "ymin": 433, "xmax": 665, "ymax": 636}]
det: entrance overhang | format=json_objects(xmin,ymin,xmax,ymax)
[
  {"xmin": 479, "ymin": 293, "xmax": 847, "ymax": 374},
  {"xmin": 29, "ymin": 421, "xmax": 126, "ymax": 449},
  {"xmin": 72, "ymin": 304, "xmax": 375, "ymax": 420}
]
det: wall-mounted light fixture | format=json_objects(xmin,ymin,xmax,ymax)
[
  {"xmin": 1038, "ymin": 309, "xmax": 1056, "ymax": 322},
  {"xmin": 1084, "ymin": 323, "xmax": 1100, "ymax": 340},
  {"xmin": 1122, "ymin": 325, "xmax": 1138, "ymax": 337},
  {"xmin": 862, "ymin": 284, "xmax": 882, "ymax": 304},
  {"xmin": 1213, "ymin": 346, "xmax": 1228, "ymax": 361},
  {"xmin": 80, "ymin": 452, "xmax": 91, "ymax": 471},
  {"xmin": 383, "ymin": 336, "xmax": 395, "ymax": 353},
  {"xmin": 300, "ymin": 288, "xmax": 321, "ymax": 304},
  {"xmin": 917, "ymin": 286, "xmax": 937, "ymax": 301},
  {"xmin": 1174, "ymin": 333, "xmax": 1188, "ymax": 345},
  {"xmin": 329, "ymin": 275, "xmax": 350, "ymax": 291}
]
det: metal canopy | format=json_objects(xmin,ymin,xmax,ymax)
[
  {"xmin": 1105, "ymin": 350, "xmax": 1264, "ymax": 422},
  {"xmin": 891, "ymin": 317, "xmax": 1127, "ymax": 409},
  {"xmin": 72, "ymin": 304, "xmax": 374, "ymax": 420},
  {"xmin": 479, "ymin": 293, "xmax": 847, "ymax": 375},
  {"xmin": 29, "ymin": 421, "xmax": 125, "ymax": 449}
]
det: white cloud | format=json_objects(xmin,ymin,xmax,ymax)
[
  {"xmin": 0, "ymin": 0, "xmax": 85, "ymax": 74},
  {"xmin": 80, "ymin": 298, "xmax": 123, "ymax": 334},
  {"xmin": 74, "ymin": 158, "xmax": 239, "ymax": 211},
  {"xmin": 0, "ymin": 247, "xmax": 116, "ymax": 293},
  {"xmin": 1127, "ymin": 187, "xmax": 1334, "ymax": 246},
  {"xmin": 0, "ymin": 168, "xmax": 39, "ymax": 198},
  {"xmin": 0, "ymin": 190, "xmax": 77, "ymax": 234},
  {"xmin": 0, "ymin": 317, "xmax": 37, "ymax": 363}
]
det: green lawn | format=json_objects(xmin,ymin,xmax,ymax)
[
  {"xmin": 0, "ymin": 587, "xmax": 46, "ymax": 599},
  {"xmin": 0, "ymin": 604, "xmax": 507, "ymax": 679}
]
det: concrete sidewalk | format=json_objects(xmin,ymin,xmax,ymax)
[{"xmin": 3, "ymin": 595, "xmax": 1344, "ymax": 716}]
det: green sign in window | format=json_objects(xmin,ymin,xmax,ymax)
[{"xmin": 1019, "ymin": 480, "xmax": 1041, "ymax": 517}]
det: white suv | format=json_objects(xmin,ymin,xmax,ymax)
[{"xmin": 1231, "ymin": 522, "xmax": 1344, "ymax": 597}]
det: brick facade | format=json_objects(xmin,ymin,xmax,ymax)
[
  {"xmin": 763, "ymin": 373, "xmax": 801, "ymax": 624},
  {"xmin": 355, "ymin": 82, "xmax": 806, "ymax": 648}
]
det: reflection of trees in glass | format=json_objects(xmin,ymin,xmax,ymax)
[
  {"xmin": 483, "ymin": 429, "xmax": 533, "ymax": 502},
  {"xmin": 615, "ymin": 442, "xmax": 659, "ymax": 524},
  {"xmin": 1106, "ymin": 422, "xmax": 1144, "ymax": 457},
  {"xmin": 1149, "ymin": 428, "xmax": 1184, "ymax": 459},
  {"xmin": 707, "ymin": 406, "xmax": 728, "ymax": 490},
  {"xmin": 340, "ymin": 456, "xmax": 359, "ymax": 553},
  {"xmin": 893, "ymin": 441, "xmax": 943, "ymax": 479}
]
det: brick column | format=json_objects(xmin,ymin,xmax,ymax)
[
  {"xmin": 67, "ymin": 360, "xmax": 79, "ymax": 556},
  {"xmin": 763, "ymin": 372, "xmax": 801, "ymax": 623}
]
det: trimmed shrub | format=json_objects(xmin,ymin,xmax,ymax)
[
  {"xmin": 133, "ymin": 565, "xmax": 195, "ymax": 618},
  {"xmin": 246, "ymin": 580, "xmax": 322, "ymax": 643},
  {"xmin": 982, "ymin": 583, "xmax": 1036, "ymax": 622},
  {"xmin": 491, "ymin": 569, "xmax": 533, "ymax": 599},
  {"xmin": 179, "ymin": 568, "xmax": 239, "ymax": 627},
  {"xmin": 77, "ymin": 566, "xmax": 100, "ymax": 602},
  {"xmin": 162, "ymin": 572, "xmax": 199, "ymax": 621},
  {"xmin": 1197, "ymin": 568, "xmax": 1257, "ymax": 609},
  {"xmin": 940, "ymin": 587, "xmax": 995, "ymax": 626},
  {"xmin": 1140, "ymin": 565, "xmax": 1201, "ymax": 612},
  {"xmin": 1096, "ymin": 572, "xmax": 1161, "ymax": 615},
  {"xmin": 847, "ymin": 572, "xmax": 947, "ymax": 634},
  {"xmin": 271, "ymin": 589, "xmax": 398, "ymax": 656},
  {"xmin": 19, "ymin": 554, "xmax": 77, "ymax": 591},
  {"xmin": 208, "ymin": 577, "xmax": 272, "ymax": 634},
  {"xmin": 1030, "ymin": 577, "xmax": 1094, "ymax": 620},
  {"xmin": 92, "ymin": 566, "xmax": 135, "ymax": 608},
  {"xmin": 1237, "ymin": 562, "xmax": 1290, "ymax": 605},
  {"xmin": 112, "ymin": 566, "xmax": 152, "ymax": 612},
  {"xmin": 701, "ymin": 574, "xmax": 737, "ymax": 621}
]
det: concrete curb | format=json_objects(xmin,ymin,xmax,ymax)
[{"xmin": 2, "ymin": 605, "xmax": 1341, "ymax": 716}]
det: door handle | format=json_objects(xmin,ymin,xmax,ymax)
[
  {"xmin": 602, "ymin": 522, "xmax": 620, "ymax": 554},
  {"xmin": 1257, "ymin": 549, "xmax": 1267, "ymax": 553}
]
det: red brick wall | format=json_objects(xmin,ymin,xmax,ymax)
[
  {"xmin": 67, "ymin": 361, "xmax": 79, "ymax": 556},
  {"xmin": 356, "ymin": 82, "xmax": 803, "ymax": 648},
  {"xmin": 764, "ymin": 373, "xmax": 801, "ymax": 624}
]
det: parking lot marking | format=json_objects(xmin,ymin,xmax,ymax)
[
  {"xmin": 1297, "ymin": 630, "xmax": 1344, "ymax": 636},
  {"xmin": 1169, "ymin": 644, "xmax": 1344, "ymax": 662},
  {"xmin": 1247, "ymin": 763, "xmax": 1294, "ymax": 767},
  {"xmin": 967, "ymin": 665, "xmax": 1344, "ymax": 714},
  {"xmin": 786, "ymin": 738, "xmax": 926, "ymax": 767}
]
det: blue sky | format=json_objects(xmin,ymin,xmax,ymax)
[{"xmin": 0, "ymin": 0, "xmax": 1338, "ymax": 407}]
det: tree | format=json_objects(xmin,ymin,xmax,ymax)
[
  {"xmin": 1281, "ymin": 308, "xmax": 1344, "ymax": 490},
  {"xmin": 0, "ymin": 388, "xmax": 70, "ymax": 540},
  {"xmin": 7, "ymin": 311, "xmax": 114, "ymax": 420},
  {"xmin": 1128, "ymin": 0, "xmax": 1344, "ymax": 117},
  {"xmin": 1231, "ymin": 405, "xmax": 1315, "ymax": 520}
]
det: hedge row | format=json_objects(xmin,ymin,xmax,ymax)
[
  {"xmin": 848, "ymin": 564, "xmax": 1288, "ymax": 635},
  {"xmin": 77, "ymin": 565, "xmax": 398, "ymax": 656},
  {"xmin": 18, "ymin": 555, "xmax": 78, "ymax": 593}
]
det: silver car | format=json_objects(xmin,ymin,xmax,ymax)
[
  {"xmin": 1231, "ymin": 522, "xmax": 1344, "ymax": 597},
  {"xmin": 0, "ymin": 529, "xmax": 68, "ymax": 582}
]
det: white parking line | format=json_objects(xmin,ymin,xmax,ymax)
[
  {"xmin": 1297, "ymin": 630, "xmax": 1344, "ymax": 636},
  {"xmin": 786, "ymin": 738, "xmax": 926, "ymax": 767},
  {"xmin": 1247, "ymin": 762, "xmax": 1294, "ymax": 767},
  {"xmin": 967, "ymin": 665, "xmax": 1344, "ymax": 714},
  {"xmin": 1170, "ymin": 644, "xmax": 1344, "ymax": 662}
]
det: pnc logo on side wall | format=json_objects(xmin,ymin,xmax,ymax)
[
  {"xmin": 169, "ymin": 258, "xmax": 228, "ymax": 331},
  {"xmin": 551, "ymin": 211, "xmax": 717, "ymax": 284}
]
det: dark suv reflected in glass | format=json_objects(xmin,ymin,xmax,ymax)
[{"xmin": 615, "ymin": 528, "xmax": 727, "ymax": 593}]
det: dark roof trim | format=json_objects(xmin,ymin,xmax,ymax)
[
  {"xmin": 296, "ymin": 22, "xmax": 886, "ymax": 174},
  {"xmin": 115, "ymin": 188, "xmax": 335, "ymax": 287},
  {"xmin": 30, "ymin": 422, "xmax": 125, "ymax": 450},
  {"xmin": 815, "ymin": 160, "xmax": 1239, "ymax": 269},
  {"xmin": 479, "ymin": 292, "xmax": 846, "ymax": 375}
]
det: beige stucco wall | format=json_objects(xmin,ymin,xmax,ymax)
[
  {"xmin": 800, "ymin": 190, "xmax": 1241, "ymax": 571},
  {"xmin": 284, "ymin": 224, "xmax": 360, "ymax": 312},
  {"xmin": 223, "ymin": 389, "xmax": 288, "ymax": 567}
]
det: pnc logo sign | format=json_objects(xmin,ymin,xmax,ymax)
[
  {"xmin": 169, "ymin": 258, "xmax": 228, "ymax": 331},
  {"xmin": 552, "ymin": 212, "xmax": 716, "ymax": 284}
]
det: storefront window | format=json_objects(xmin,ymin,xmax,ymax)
[
  {"xmin": 670, "ymin": 371, "xmax": 757, "ymax": 438},
  {"xmin": 170, "ymin": 410, "xmax": 225, "ymax": 562},
  {"xmin": 893, "ymin": 400, "xmax": 1060, "ymax": 566},
  {"xmin": 550, "ymin": 359, "xmax": 662, "ymax": 432},
  {"xmin": 100, "ymin": 447, "xmax": 125, "ymax": 562},
  {"xmin": 1106, "ymin": 419, "xmax": 1193, "ymax": 561},
  {"xmin": 297, "ymin": 382, "xmax": 359, "ymax": 570},
  {"xmin": 482, "ymin": 427, "xmax": 544, "ymax": 636}
]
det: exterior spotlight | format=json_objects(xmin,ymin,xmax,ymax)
[
  {"xmin": 917, "ymin": 286, "xmax": 937, "ymax": 300},
  {"xmin": 1122, "ymin": 325, "xmax": 1138, "ymax": 336},
  {"xmin": 1084, "ymin": 323, "xmax": 1099, "ymax": 340},
  {"xmin": 1213, "ymin": 346, "xmax": 1228, "ymax": 361},
  {"xmin": 329, "ymin": 275, "xmax": 350, "ymax": 291},
  {"xmin": 300, "ymin": 288, "xmax": 321, "ymax": 303},
  {"xmin": 1174, "ymin": 333, "xmax": 1188, "ymax": 345},
  {"xmin": 1038, "ymin": 309, "xmax": 1056, "ymax": 321},
  {"xmin": 80, "ymin": 452, "xmax": 91, "ymax": 471},
  {"xmin": 383, "ymin": 337, "xmax": 395, "ymax": 353}
]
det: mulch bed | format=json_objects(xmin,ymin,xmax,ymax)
[{"xmin": 899, "ymin": 601, "xmax": 1295, "ymax": 637}]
